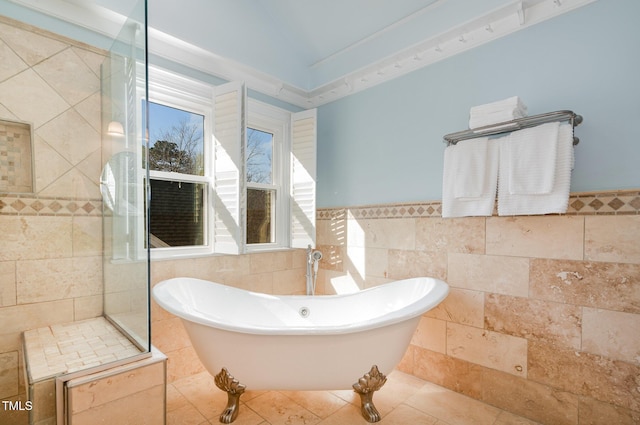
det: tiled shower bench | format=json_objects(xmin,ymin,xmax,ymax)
[{"xmin": 22, "ymin": 317, "xmax": 165, "ymax": 425}]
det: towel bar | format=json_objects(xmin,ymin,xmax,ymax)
[{"xmin": 443, "ymin": 110, "xmax": 582, "ymax": 146}]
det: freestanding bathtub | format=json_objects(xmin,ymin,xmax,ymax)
[{"xmin": 152, "ymin": 276, "xmax": 449, "ymax": 423}]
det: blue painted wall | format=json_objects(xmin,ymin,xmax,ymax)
[
  {"xmin": 0, "ymin": 1, "xmax": 303, "ymax": 113},
  {"xmin": 316, "ymin": 0, "xmax": 640, "ymax": 208}
]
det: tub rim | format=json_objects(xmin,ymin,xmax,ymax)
[{"xmin": 152, "ymin": 276, "xmax": 449, "ymax": 336}]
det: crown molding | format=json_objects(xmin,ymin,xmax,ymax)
[
  {"xmin": 9, "ymin": 0, "xmax": 598, "ymax": 110},
  {"xmin": 147, "ymin": 0, "xmax": 597, "ymax": 109},
  {"xmin": 149, "ymin": 0, "xmax": 597, "ymax": 109},
  {"xmin": 300, "ymin": 0, "xmax": 598, "ymax": 108}
]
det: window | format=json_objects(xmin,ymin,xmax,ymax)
[
  {"xmin": 147, "ymin": 67, "xmax": 214, "ymax": 258},
  {"xmin": 147, "ymin": 67, "xmax": 316, "ymax": 258},
  {"xmin": 148, "ymin": 102, "xmax": 207, "ymax": 249},
  {"xmin": 244, "ymin": 100, "xmax": 291, "ymax": 250}
]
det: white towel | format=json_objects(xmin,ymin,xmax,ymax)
[
  {"xmin": 442, "ymin": 137, "xmax": 499, "ymax": 218},
  {"xmin": 497, "ymin": 123, "xmax": 574, "ymax": 216},
  {"xmin": 470, "ymin": 96, "xmax": 528, "ymax": 115},
  {"xmin": 507, "ymin": 122, "xmax": 559, "ymax": 195},
  {"xmin": 469, "ymin": 96, "xmax": 528, "ymax": 129}
]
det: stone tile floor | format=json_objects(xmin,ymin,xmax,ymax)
[{"xmin": 167, "ymin": 370, "xmax": 541, "ymax": 425}]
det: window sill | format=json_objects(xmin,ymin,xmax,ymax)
[
  {"xmin": 150, "ymin": 246, "xmax": 214, "ymax": 261},
  {"xmin": 245, "ymin": 245, "xmax": 301, "ymax": 254},
  {"xmin": 150, "ymin": 245, "xmax": 302, "ymax": 261}
]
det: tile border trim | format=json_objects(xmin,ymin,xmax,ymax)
[
  {"xmin": 5, "ymin": 190, "xmax": 636, "ymax": 218},
  {"xmin": 0, "ymin": 194, "xmax": 102, "ymax": 216},
  {"xmin": 317, "ymin": 190, "xmax": 640, "ymax": 220}
]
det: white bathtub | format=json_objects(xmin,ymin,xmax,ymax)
[{"xmin": 153, "ymin": 276, "xmax": 449, "ymax": 391}]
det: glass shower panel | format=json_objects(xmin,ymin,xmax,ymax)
[{"xmin": 101, "ymin": 0, "xmax": 150, "ymax": 353}]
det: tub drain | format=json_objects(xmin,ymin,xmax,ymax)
[{"xmin": 299, "ymin": 307, "xmax": 310, "ymax": 318}]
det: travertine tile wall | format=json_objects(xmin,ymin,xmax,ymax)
[
  {"xmin": 150, "ymin": 249, "xmax": 307, "ymax": 382},
  {"xmin": 0, "ymin": 17, "xmax": 106, "ymax": 424},
  {"xmin": 316, "ymin": 190, "xmax": 640, "ymax": 425}
]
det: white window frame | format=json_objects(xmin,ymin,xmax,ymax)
[
  {"xmin": 146, "ymin": 67, "xmax": 314, "ymax": 259},
  {"xmin": 148, "ymin": 67, "xmax": 214, "ymax": 260},
  {"xmin": 245, "ymin": 99, "xmax": 291, "ymax": 252}
]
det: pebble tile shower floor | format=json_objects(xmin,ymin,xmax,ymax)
[{"xmin": 167, "ymin": 369, "xmax": 541, "ymax": 425}]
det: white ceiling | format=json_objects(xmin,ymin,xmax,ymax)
[{"xmin": 11, "ymin": 0, "xmax": 597, "ymax": 107}]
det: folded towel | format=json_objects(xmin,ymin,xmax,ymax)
[
  {"xmin": 470, "ymin": 96, "xmax": 528, "ymax": 115},
  {"xmin": 469, "ymin": 109, "xmax": 527, "ymax": 129},
  {"xmin": 469, "ymin": 96, "xmax": 528, "ymax": 129},
  {"xmin": 442, "ymin": 137, "xmax": 499, "ymax": 218},
  {"xmin": 497, "ymin": 123, "xmax": 574, "ymax": 216}
]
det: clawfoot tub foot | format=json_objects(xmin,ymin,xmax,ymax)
[
  {"xmin": 214, "ymin": 368, "xmax": 246, "ymax": 424},
  {"xmin": 352, "ymin": 365, "xmax": 387, "ymax": 423}
]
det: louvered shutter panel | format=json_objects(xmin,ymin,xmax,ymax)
[
  {"xmin": 213, "ymin": 82, "xmax": 246, "ymax": 254},
  {"xmin": 290, "ymin": 109, "xmax": 317, "ymax": 248}
]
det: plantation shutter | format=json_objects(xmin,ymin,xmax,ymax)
[
  {"xmin": 290, "ymin": 109, "xmax": 317, "ymax": 249},
  {"xmin": 213, "ymin": 81, "xmax": 246, "ymax": 254}
]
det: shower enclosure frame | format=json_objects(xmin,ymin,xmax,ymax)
[{"xmin": 100, "ymin": 11, "xmax": 152, "ymax": 355}]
